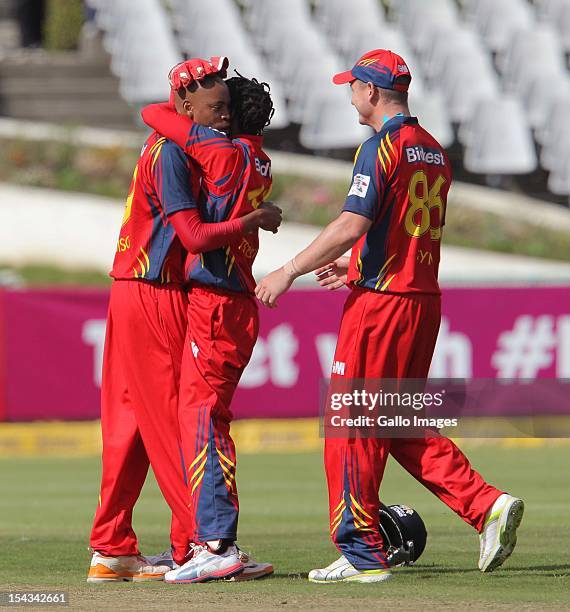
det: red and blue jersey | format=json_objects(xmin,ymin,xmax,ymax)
[
  {"xmin": 110, "ymin": 132, "xmax": 200, "ymax": 283},
  {"xmin": 141, "ymin": 109, "xmax": 272, "ymax": 294},
  {"xmin": 343, "ymin": 115, "xmax": 451, "ymax": 295},
  {"xmin": 185, "ymin": 132, "xmax": 271, "ymax": 294}
]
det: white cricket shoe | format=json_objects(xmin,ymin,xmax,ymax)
[
  {"xmin": 87, "ymin": 552, "xmax": 171, "ymax": 583},
  {"xmin": 228, "ymin": 547, "xmax": 274, "ymax": 581},
  {"xmin": 479, "ymin": 493, "xmax": 525, "ymax": 572},
  {"xmin": 145, "ymin": 550, "xmax": 179, "ymax": 570},
  {"xmin": 164, "ymin": 544, "xmax": 243, "ymax": 583},
  {"xmin": 308, "ymin": 555, "xmax": 392, "ymax": 584}
]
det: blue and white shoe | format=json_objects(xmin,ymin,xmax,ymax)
[{"xmin": 164, "ymin": 544, "xmax": 243, "ymax": 584}]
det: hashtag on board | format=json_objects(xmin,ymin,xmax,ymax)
[{"xmin": 491, "ymin": 315, "xmax": 557, "ymax": 378}]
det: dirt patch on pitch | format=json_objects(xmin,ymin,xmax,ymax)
[{"xmin": 3, "ymin": 584, "xmax": 566, "ymax": 611}]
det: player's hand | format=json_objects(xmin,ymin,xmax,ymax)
[
  {"xmin": 256, "ymin": 201, "xmax": 283, "ymax": 234},
  {"xmin": 255, "ymin": 268, "xmax": 293, "ymax": 308},
  {"xmin": 315, "ymin": 256, "xmax": 349, "ymax": 290}
]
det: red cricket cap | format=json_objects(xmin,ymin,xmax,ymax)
[{"xmin": 332, "ymin": 49, "xmax": 412, "ymax": 92}]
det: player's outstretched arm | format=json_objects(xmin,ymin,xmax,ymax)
[
  {"xmin": 170, "ymin": 203, "xmax": 282, "ymax": 255},
  {"xmin": 255, "ymin": 212, "xmax": 370, "ymax": 307},
  {"xmin": 141, "ymin": 103, "xmax": 243, "ymax": 189}
]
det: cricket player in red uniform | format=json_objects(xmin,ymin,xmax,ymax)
[
  {"xmin": 256, "ymin": 49, "xmax": 524, "ymax": 583},
  {"xmin": 140, "ymin": 63, "xmax": 276, "ymax": 583},
  {"xmin": 88, "ymin": 59, "xmax": 280, "ymax": 582}
]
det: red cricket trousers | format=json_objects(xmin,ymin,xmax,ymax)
[
  {"xmin": 176, "ymin": 284, "xmax": 258, "ymax": 544},
  {"xmin": 325, "ymin": 287, "xmax": 502, "ymax": 570},
  {"xmin": 90, "ymin": 280, "xmax": 193, "ymax": 563}
]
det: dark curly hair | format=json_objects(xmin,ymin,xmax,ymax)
[{"xmin": 226, "ymin": 72, "xmax": 275, "ymax": 135}]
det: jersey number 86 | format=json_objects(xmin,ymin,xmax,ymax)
[{"xmin": 405, "ymin": 171, "xmax": 446, "ymax": 241}]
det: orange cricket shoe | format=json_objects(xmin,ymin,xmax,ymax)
[{"xmin": 87, "ymin": 552, "xmax": 171, "ymax": 583}]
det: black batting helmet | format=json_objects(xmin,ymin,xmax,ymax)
[{"xmin": 379, "ymin": 503, "xmax": 427, "ymax": 566}]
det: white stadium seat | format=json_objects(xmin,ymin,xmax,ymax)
[
  {"xmin": 395, "ymin": 0, "xmax": 459, "ymax": 55},
  {"xmin": 314, "ymin": 0, "xmax": 387, "ymax": 59},
  {"xmin": 499, "ymin": 26, "xmax": 567, "ymax": 95},
  {"xmin": 299, "ymin": 88, "xmax": 372, "ymax": 149},
  {"xmin": 540, "ymin": 102, "xmax": 570, "ymax": 171},
  {"xmin": 521, "ymin": 73, "xmax": 570, "ymax": 133},
  {"xmin": 544, "ymin": 102, "xmax": 570, "ymax": 194},
  {"xmin": 441, "ymin": 51, "xmax": 500, "ymax": 125},
  {"xmin": 548, "ymin": 153, "xmax": 570, "ymax": 196},
  {"xmin": 86, "ymin": 0, "xmax": 570, "ymax": 198},
  {"xmin": 470, "ymin": 0, "xmax": 534, "ymax": 54},
  {"xmin": 90, "ymin": 0, "xmax": 181, "ymax": 104},
  {"xmin": 409, "ymin": 90, "xmax": 455, "ymax": 149},
  {"xmin": 422, "ymin": 25, "xmax": 488, "ymax": 85},
  {"xmin": 173, "ymin": 0, "xmax": 289, "ymax": 129},
  {"xmin": 463, "ymin": 97, "xmax": 538, "ymax": 174},
  {"xmin": 245, "ymin": 0, "xmax": 311, "ymax": 48},
  {"xmin": 536, "ymin": 0, "xmax": 570, "ymax": 50}
]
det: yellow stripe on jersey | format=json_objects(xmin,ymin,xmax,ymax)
[
  {"xmin": 377, "ymin": 147, "xmax": 387, "ymax": 173},
  {"xmin": 136, "ymin": 255, "xmax": 146, "ymax": 278},
  {"xmin": 355, "ymin": 249, "xmax": 364, "ymax": 285},
  {"xmin": 374, "ymin": 254, "xmax": 397, "ymax": 290},
  {"xmin": 151, "ymin": 143, "xmax": 164, "ymax": 170},
  {"xmin": 122, "ymin": 165, "xmax": 138, "ymax": 227},
  {"xmin": 353, "ymin": 143, "xmax": 363, "ymax": 165},
  {"xmin": 148, "ymin": 136, "xmax": 166, "ymax": 158},
  {"xmin": 380, "ymin": 274, "xmax": 396, "ymax": 292},
  {"xmin": 150, "ymin": 137, "xmax": 166, "ymax": 171},
  {"xmin": 140, "ymin": 246, "xmax": 150, "ymax": 272},
  {"xmin": 380, "ymin": 138, "xmax": 392, "ymax": 168},
  {"xmin": 227, "ymin": 255, "xmax": 236, "ymax": 277},
  {"xmin": 386, "ymin": 132, "xmax": 396, "ymax": 156}
]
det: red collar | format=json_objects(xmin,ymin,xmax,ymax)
[{"xmin": 233, "ymin": 134, "xmax": 264, "ymax": 146}]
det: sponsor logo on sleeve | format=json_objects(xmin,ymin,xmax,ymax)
[
  {"xmin": 255, "ymin": 157, "xmax": 272, "ymax": 177},
  {"xmin": 348, "ymin": 174, "xmax": 371, "ymax": 198},
  {"xmin": 405, "ymin": 145, "xmax": 446, "ymax": 166}
]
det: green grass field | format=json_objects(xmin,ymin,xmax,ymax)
[{"xmin": 1, "ymin": 446, "xmax": 569, "ymax": 610}]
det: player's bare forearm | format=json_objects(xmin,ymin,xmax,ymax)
[
  {"xmin": 293, "ymin": 212, "xmax": 370, "ymax": 276},
  {"xmin": 255, "ymin": 212, "xmax": 371, "ymax": 307}
]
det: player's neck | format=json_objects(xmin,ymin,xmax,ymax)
[{"xmin": 371, "ymin": 105, "xmax": 410, "ymax": 132}]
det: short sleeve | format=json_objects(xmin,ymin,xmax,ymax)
[
  {"xmin": 154, "ymin": 140, "xmax": 197, "ymax": 216},
  {"xmin": 342, "ymin": 138, "xmax": 381, "ymax": 221}
]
